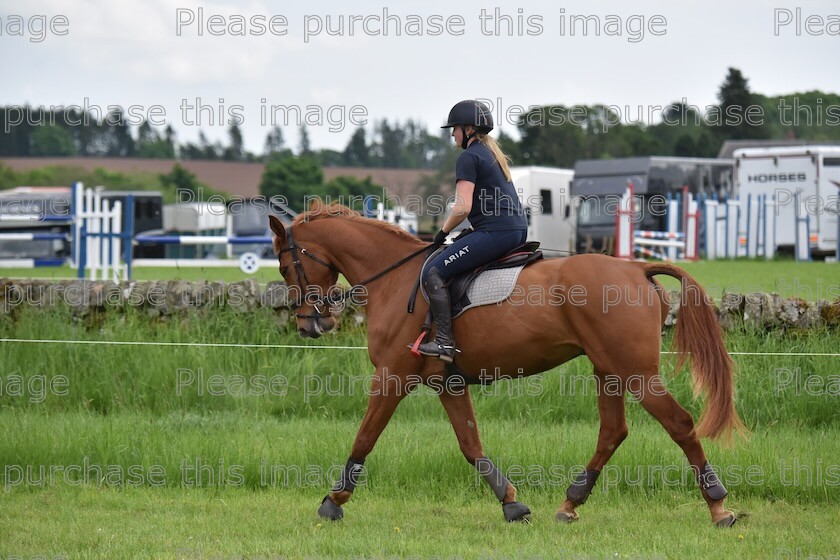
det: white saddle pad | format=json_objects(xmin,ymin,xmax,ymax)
[{"xmin": 421, "ymin": 265, "xmax": 526, "ymax": 319}]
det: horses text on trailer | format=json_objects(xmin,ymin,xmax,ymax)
[
  {"xmin": 571, "ymin": 157, "xmax": 734, "ymax": 255},
  {"xmin": 509, "ymin": 166, "xmax": 576, "ymax": 255},
  {"xmin": 733, "ymin": 146, "xmax": 840, "ymax": 257}
]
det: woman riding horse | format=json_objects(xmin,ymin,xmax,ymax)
[{"xmin": 417, "ymin": 99, "xmax": 528, "ymax": 362}]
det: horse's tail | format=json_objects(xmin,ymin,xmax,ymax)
[{"xmin": 643, "ymin": 263, "xmax": 747, "ymax": 442}]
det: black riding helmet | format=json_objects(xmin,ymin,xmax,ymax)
[{"xmin": 441, "ymin": 100, "xmax": 494, "ymax": 149}]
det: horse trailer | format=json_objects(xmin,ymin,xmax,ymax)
[
  {"xmin": 571, "ymin": 157, "xmax": 734, "ymax": 255},
  {"xmin": 734, "ymin": 146, "xmax": 840, "ymax": 257},
  {"xmin": 510, "ymin": 166, "xmax": 576, "ymax": 255}
]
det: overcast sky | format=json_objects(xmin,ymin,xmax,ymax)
[{"xmin": 2, "ymin": 0, "xmax": 839, "ymax": 154}]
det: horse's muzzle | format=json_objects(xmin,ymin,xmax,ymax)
[{"xmin": 297, "ymin": 316, "xmax": 337, "ymax": 338}]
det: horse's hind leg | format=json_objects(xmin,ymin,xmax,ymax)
[
  {"xmin": 438, "ymin": 386, "xmax": 531, "ymax": 522},
  {"xmin": 633, "ymin": 376, "xmax": 737, "ymax": 527},
  {"xmin": 557, "ymin": 371, "xmax": 628, "ymax": 523}
]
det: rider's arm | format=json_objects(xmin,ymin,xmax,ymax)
[{"xmin": 442, "ymin": 180, "xmax": 474, "ymax": 233}]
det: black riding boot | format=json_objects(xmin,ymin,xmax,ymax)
[{"xmin": 417, "ymin": 269, "xmax": 457, "ymax": 363}]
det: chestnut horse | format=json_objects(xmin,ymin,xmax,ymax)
[{"xmin": 268, "ymin": 201, "xmax": 745, "ymax": 527}]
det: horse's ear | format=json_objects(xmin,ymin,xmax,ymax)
[
  {"xmin": 268, "ymin": 216, "xmax": 286, "ymax": 241},
  {"xmin": 308, "ymin": 197, "xmax": 323, "ymax": 212}
]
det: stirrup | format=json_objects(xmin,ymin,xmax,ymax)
[{"xmin": 415, "ymin": 340, "xmax": 459, "ymax": 363}]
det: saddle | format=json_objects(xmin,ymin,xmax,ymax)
[
  {"xmin": 407, "ymin": 241, "xmax": 543, "ymax": 384},
  {"xmin": 410, "ymin": 241, "xmax": 543, "ymax": 318}
]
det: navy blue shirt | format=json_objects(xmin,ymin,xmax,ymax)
[{"xmin": 455, "ymin": 142, "xmax": 527, "ymax": 231}]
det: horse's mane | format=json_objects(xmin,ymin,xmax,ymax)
[{"xmin": 291, "ymin": 199, "xmax": 425, "ymax": 245}]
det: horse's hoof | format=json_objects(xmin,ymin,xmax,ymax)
[
  {"xmin": 318, "ymin": 495, "xmax": 344, "ymax": 521},
  {"xmin": 714, "ymin": 513, "xmax": 737, "ymax": 528},
  {"xmin": 555, "ymin": 510, "xmax": 579, "ymax": 523},
  {"xmin": 502, "ymin": 501, "xmax": 531, "ymax": 523}
]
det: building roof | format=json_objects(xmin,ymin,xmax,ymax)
[{"xmin": 0, "ymin": 157, "xmax": 442, "ymax": 200}]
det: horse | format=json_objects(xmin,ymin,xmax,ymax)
[{"xmin": 268, "ymin": 200, "xmax": 746, "ymax": 527}]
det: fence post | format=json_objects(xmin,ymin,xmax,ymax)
[
  {"xmin": 666, "ymin": 197, "xmax": 679, "ymax": 260},
  {"xmin": 77, "ymin": 221, "xmax": 87, "ymax": 279},
  {"xmin": 725, "ymin": 199, "xmax": 739, "ymax": 259},
  {"xmin": 704, "ymin": 199, "xmax": 718, "ymax": 259},
  {"xmin": 765, "ymin": 194, "xmax": 776, "ymax": 259},
  {"xmin": 111, "ymin": 200, "xmax": 123, "ymax": 282},
  {"xmin": 70, "ymin": 182, "xmax": 81, "ymax": 268},
  {"xmin": 685, "ymin": 196, "xmax": 699, "ymax": 260},
  {"xmin": 794, "ymin": 191, "xmax": 812, "ymax": 261},
  {"xmin": 614, "ymin": 183, "xmax": 635, "ymax": 259},
  {"xmin": 125, "ymin": 195, "xmax": 134, "ymax": 281},
  {"xmin": 746, "ymin": 193, "xmax": 761, "ymax": 258},
  {"xmin": 103, "ymin": 199, "xmax": 113, "ymax": 281}
]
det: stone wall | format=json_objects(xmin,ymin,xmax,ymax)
[
  {"xmin": 0, "ymin": 279, "xmax": 308, "ymax": 326},
  {"xmin": 1, "ymin": 278, "xmax": 839, "ymax": 330}
]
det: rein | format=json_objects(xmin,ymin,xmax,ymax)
[{"xmin": 277, "ymin": 225, "xmax": 434, "ymax": 320}]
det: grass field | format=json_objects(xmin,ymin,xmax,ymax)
[
  {"xmin": 0, "ymin": 264, "xmax": 283, "ymax": 283},
  {"xmin": 3, "ymin": 486, "xmax": 838, "ymax": 559},
  {"xmin": 3, "ymin": 258, "xmax": 840, "ymax": 300},
  {"xmin": 1, "ymin": 262, "xmax": 839, "ymax": 559}
]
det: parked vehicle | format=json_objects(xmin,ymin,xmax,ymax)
[
  {"xmin": 734, "ymin": 146, "xmax": 840, "ymax": 256},
  {"xmin": 510, "ymin": 166, "xmax": 576, "ymax": 254},
  {"xmin": 571, "ymin": 157, "xmax": 733, "ymax": 254}
]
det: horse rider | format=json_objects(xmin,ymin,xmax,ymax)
[{"xmin": 416, "ymin": 99, "xmax": 528, "ymax": 362}]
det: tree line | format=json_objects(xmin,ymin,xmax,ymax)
[
  {"xmin": 0, "ymin": 104, "xmax": 451, "ymax": 170},
  {"xmin": 2, "ymin": 69, "xmax": 839, "ymax": 170}
]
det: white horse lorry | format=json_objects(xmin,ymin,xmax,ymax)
[
  {"xmin": 445, "ymin": 166, "xmax": 576, "ymax": 256},
  {"xmin": 510, "ymin": 166, "xmax": 576, "ymax": 255},
  {"xmin": 734, "ymin": 146, "xmax": 840, "ymax": 257}
]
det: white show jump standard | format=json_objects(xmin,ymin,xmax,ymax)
[
  {"xmin": 74, "ymin": 183, "xmax": 124, "ymax": 281},
  {"xmin": 76, "ymin": 194, "xmax": 277, "ymax": 279}
]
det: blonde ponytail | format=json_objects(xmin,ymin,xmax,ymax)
[{"xmin": 475, "ymin": 133, "xmax": 512, "ymax": 182}]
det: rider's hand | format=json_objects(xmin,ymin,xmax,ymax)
[{"xmin": 433, "ymin": 229, "xmax": 447, "ymax": 245}]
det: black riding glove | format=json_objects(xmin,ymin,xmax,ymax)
[{"xmin": 433, "ymin": 229, "xmax": 447, "ymax": 245}]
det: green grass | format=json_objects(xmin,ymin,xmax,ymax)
[
  {"xmin": 1, "ymin": 308, "xmax": 838, "ymax": 427},
  {"xmin": 0, "ymin": 416, "xmax": 838, "ymax": 559},
  {"xmin": 2, "ymin": 487, "xmax": 837, "ymax": 560},
  {"xmin": 650, "ymin": 259, "xmax": 840, "ymax": 300},
  {"xmin": 1, "ymin": 278, "xmax": 838, "ymax": 559},
  {"xmin": 1, "ymin": 415, "xmax": 837, "ymax": 502},
  {"xmin": 3, "ymin": 259, "xmax": 840, "ymax": 300}
]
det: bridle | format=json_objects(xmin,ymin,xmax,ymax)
[
  {"xmin": 276, "ymin": 226, "xmax": 340, "ymax": 320},
  {"xmin": 277, "ymin": 225, "xmax": 435, "ymax": 321}
]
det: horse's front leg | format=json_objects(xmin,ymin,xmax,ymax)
[
  {"xmin": 318, "ymin": 366, "xmax": 412, "ymax": 520},
  {"xmin": 439, "ymin": 386, "xmax": 531, "ymax": 522}
]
